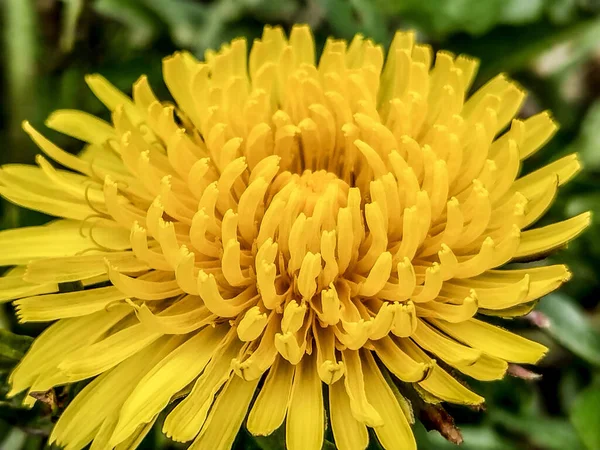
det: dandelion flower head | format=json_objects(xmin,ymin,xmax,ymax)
[{"xmin": 0, "ymin": 24, "xmax": 591, "ymax": 450}]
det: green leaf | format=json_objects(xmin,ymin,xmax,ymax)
[
  {"xmin": 560, "ymin": 368, "xmax": 588, "ymax": 413},
  {"xmin": 380, "ymin": 0, "xmax": 506, "ymax": 36},
  {"xmin": 571, "ymin": 386, "xmax": 600, "ymax": 450},
  {"xmin": 376, "ymin": 0, "xmax": 590, "ymax": 37},
  {"xmin": 246, "ymin": 426, "xmax": 285, "ymax": 450},
  {"xmin": 322, "ymin": 440, "xmax": 336, "ymax": 449},
  {"xmin": 548, "ymin": 0, "xmax": 579, "ymax": 23},
  {"xmin": 565, "ymin": 194, "xmax": 600, "ymax": 258},
  {"xmin": 321, "ymin": 0, "xmax": 361, "ymax": 39},
  {"xmin": 366, "ymin": 429, "xmax": 384, "ymax": 449},
  {"xmin": 139, "ymin": 0, "xmax": 245, "ymax": 52},
  {"xmin": 349, "ymin": 0, "xmax": 388, "ymax": 43},
  {"xmin": 323, "ymin": 0, "xmax": 389, "ymax": 42},
  {"xmin": 538, "ymin": 293, "xmax": 600, "ymax": 366},
  {"xmin": 0, "ymin": 429, "xmax": 27, "ymax": 450},
  {"xmin": 244, "ymin": 0, "xmax": 300, "ymax": 22},
  {"xmin": 322, "ymin": 0, "xmax": 391, "ymax": 44},
  {"xmin": 0, "ymin": 400, "xmax": 38, "ymax": 422},
  {"xmin": 571, "ymin": 100, "xmax": 600, "ymax": 170},
  {"xmin": 0, "ymin": 330, "xmax": 33, "ymax": 373},
  {"xmin": 414, "ymin": 421, "xmax": 514, "ymax": 450},
  {"xmin": 499, "ymin": 0, "xmax": 546, "ymax": 25},
  {"xmin": 491, "ymin": 409, "xmax": 585, "ymax": 450},
  {"xmin": 0, "ymin": 372, "xmax": 53, "ymax": 434},
  {"xmin": 94, "ymin": 0, "xmax": 162, "ymax": 47},
  {"xmin": 136, "ymin": 0, "xmax": 208, "ymax": 50},
  {"xmin": 445, "ymin": 17, "xmax": 600, "ymax": 84},
  {"xmin": 458, "ymin": 427, "xmax": 519, "ymax": 450}
]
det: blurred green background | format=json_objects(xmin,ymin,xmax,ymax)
[{"xmin": 1, "ymin": 0, "xmax": 600, "ymax": 449}]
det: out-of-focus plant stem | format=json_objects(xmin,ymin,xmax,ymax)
[
  {"xmin": 60, "ymin": 0, "xmax": 84, "ymax": 52},
  {"xmin": 3, "ymin": 0, "xmax": 37, "ymax": 164}
]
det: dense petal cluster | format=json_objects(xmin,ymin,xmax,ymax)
[{"xmin": 0, "ymin": 25, "xmax": 590, "ymax": 450}]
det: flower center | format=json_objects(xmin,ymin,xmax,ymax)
[
  {"xmin": 294, "ymin": 169, "xmax": 350, "ymax": 215},
  {"xmin": 261, "ymin": 168, "xmax": 350, "ymax": 292}
]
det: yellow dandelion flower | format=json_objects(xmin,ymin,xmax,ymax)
[{"xmin": 0, "ymin": 24, "xmax": 591, "ymax": 450}]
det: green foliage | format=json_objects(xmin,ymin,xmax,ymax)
[
  {"xmin": 573, "ymin": 100, "xmax": 600, "ymax": 169},
  {"xmin": 414, "ymin": 422, "xmax": 516, "ymax": 450},
  {"xmin": 538, "ymin": 294, "xmax": 600, "ymax": 366},
  {"xmin": 0, "ymin": 330, "xmax": 32, "ymax": 374},
  {"xmin": 571, "ymin": 385, "xmax": 600, "ymax": 450},
  {"xmin": 321, "ymin": 0, "xmax": 388, "ymax": 42},
  {"xmin": 490, "ymin": 410, "xmax": 585, "ymax": 450},
  {"xmin": 378, "ymin": 0, "xmax": 599, "ymax": 36},
  {"xmin": 244, "ymin": 426, "xmax": 286, "ymax": 450}
]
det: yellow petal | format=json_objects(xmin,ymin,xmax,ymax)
[
  {"xmin": 0, "ymin": 178, "xmax": 96, "ymax": 220},
  {"xmin": 25, "ymin": 252, "xmax": 148, "ymax": 284},
  {"xmin": 78, "ymin": 142, "xmax": 130, "ymax": 177},
  {"xmin": 108, "ymin": 265, "xmax": 183, "ymax": 301},
  {"xmin": 58, "ymin": 323, "xmax": 162, "ymax": 381},
  {"xmin": 412, "ymin": 319, "xmax": 481, "ymax": 365},
  {"xmin": 478, "ymin": 264, "xmax": 571, "ymax": 302},
  {"xmin": 442, "ymin": 276, "xmax": 529, "ymax": 310},
  {"xmin": 22, "ymin": 121, "xmax": 93, "ymax": 176},
  {"xmin": 232, "ymin": 313, "xmax": 280, "ymax": 380},
  {"xmin": 111, "ymin": 324, "xmax": 229, "ymax": 445},
  {"xmin": 519, "ymin": 111, "xmax": 558, "ymax": 159},
  {"xmin": 136, "ymin": 295, "xmax": 215, "ymax": 335},
  {"xmin": 0, "ymin": 266, "xmax": 57, "ymax": 303},
  {"xmin": 361, "ymin": 350, "xmax": 416, "ymax": 450},
  {"xmin": 341, "ymin": 349, "xmax": 383, "ymax": 427},
  {"xmin": 513, "ymin": 154, "xmax": 580, "ymax": 197},
  {"xmin": 90, "ymin": 416, "xmax": 118, "ymax": 450},
  {"xmin": 247, "ymin": 356, "xmax": 295, "ymax": 436},
  {"xmin": 46, "ymin": 110, "xmax": 115, "ymax": 145},
  {"xmin": 480, "ymin": 302, "xmax": 537, "ymax": 318},
  {"xmin": 0, "ymin": 221, "xmax": 127, "ymax": 266},
  {"xmin": 522, "ymin": 175, "xmax": 558, "ymax": 227},
  {"xmin": 515, "ymin": 212, "xmax": 591, "ymax": 258},
  {"xmin": 329, "ymin": 378, "xmax": 368, "ymax": 450},
  {"xmin": 163, "ymin": 52, "xmax": 203, "ymax": 130},
  {"xmin": 15, "ymin": 286, "xmax": 126, "ymax": 322},
  {"xmin": 90, "ymin": 408, "xmax": 159, "ymax": 450},
  {"xmin": 10, "ymin": 306, "xmax": 131, "ymax": 396},
  {"xmin": 372, "ymin": 336, "xmax": 431, "ymax": 382},
  {"xmin": 415, "ymin": 294, "xmax": 478, "ymax": 323},
  {"xmin": 163, "ymin": 329, "xmax": 243, "ymax": 442},
  {"xmin": 453, "ymin": 353, "xmax": 508, "ymax": 381},
  {"xmin": 51, "ymin": 336, "xmax": 179, "ymax": 449},
  {"xmin": 189, "ymin": 375, "xmax": 259, "ymax": 450},
  {"xmin": 314, "ymin": 325, "xmax": 344, "ymax": 384},
  {"xmin": 290, "ymin": 24, "xmax": 316, "ymax": 66},
  {"xmin": 85, "ymin": 74, "xmax": 143, "ymax": 123},
  {"xmin": 115, "ymin": 419, "xmax": 157, "ymax": 450},
  {"xmin": 429, "ymin": 318, "xmax": 547, "ymax": 363},
  {"xmin": 286, "ymin": 354, "xmax": 324, "ymax": 450},
  {"xmin": 400, "ymin": 339, "xmax": 484, "ymax": 405}
]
